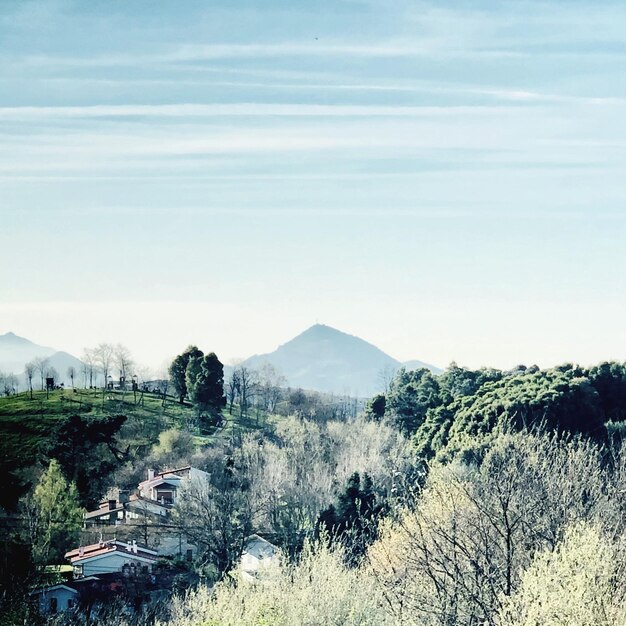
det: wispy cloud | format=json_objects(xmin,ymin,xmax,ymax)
[{"xmin": 0, "ymin": 102, "xmax": 526, "ymax": 120}]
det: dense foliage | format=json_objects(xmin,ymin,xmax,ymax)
[{"xmin": 369, "ymin": 361, "xmax": 626, "ymax": 460}]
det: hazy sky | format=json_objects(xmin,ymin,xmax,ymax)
[{"xmin": 2, "ymin": 0, "xmax": 626, "ymax": 371}]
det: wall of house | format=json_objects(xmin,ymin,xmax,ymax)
[
  {"xmin": 81, "ymin": 553, "xmax": 154, "ymax": 577},
  {"xmin": 35, "ymin": 588, "xmax": 76, "ymax": 614}
]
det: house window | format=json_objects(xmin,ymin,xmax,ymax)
[
  {"xmin": 186, "ymin": 549, "xmax": 193, "ymax": 561},
  {"xmin": 49, "ymin": 597, "xmax": 58, "ymax": 614},
  {"xmin": 67, "ymin": 599, "xmax": 74, "ymax": 609}
]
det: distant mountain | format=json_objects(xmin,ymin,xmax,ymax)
[
  {"xmin": 0, "ymin": 332, "xmax": 83, "ymax": 387},
  {"xmin": 404, "ymin": 359, "xmax": 443, "ymax": 374},
  {"xmin": 0, "ymin": 331, "xmax": 56, "ymax": 374},
  {"xmin": 240, "ymin": 324, "xmax": 440, "ymax": 397}
]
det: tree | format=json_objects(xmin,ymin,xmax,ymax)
[
  {"xmin": 175, "ymin": 453, "xmax": 253, "ymax": 575},
  {"xmin": 66, "ymin": 365, "xmax": 76, "ymax": 389},
  {"xmin": 115, "ymin": 343, "xmax": 133, "ymax": 388},
  {"xmin": 500, "ymin": 522, "xmax": 626, "ymax": 626},
  {"xmin": 257, "ymin": 363, "xmax": 286, "ymax": 413},
  {"xmin": 368, "ymin": 431, "xmax": 606, "ymax": 626},
  {"xmin": 24, "ymin": 360, "xmax": 36, "ymax": 399},
  {"xmin": 317, "ymin": 472, "xmax": 386, "ymax": 564},
  {"xmin": 366, "ymin": 394, "xmax": 386, "ymax": 420},
  {"xmin": 93, "ymin": 342, "xmax": 114, "ymax": 391},
  {"xmin": 0, "ymin": 372, "xmax": 18, "ymax": 396},
  {"xmin": 45, "ymin": 413, "xmax": 128, "ymax": 507},
  {"xmin": 33, "ymin": 356, "xmax": 50, "ymax": 391},
  {"xmin": 81, "ymin": 348, "xmax": 96, "ymax": 388},
  {"xmin": 165, "ymin": 540, "xmax": 390, "ymax": 626},
  {"xmin": 26, "ymin": 460, "xmax": 83, "ymax": 565},
  {"xmin": 235, "ymin": 366, "xmax": 258, "ymax": 419},
  {"xmin": 169, "ymin": 345, "xmax": 203, "ymax": 403},
  {"xmin": 386, "ymin": 367, "xmax": 442, "ymax": 434},
  {"xmin": 186, "ymin": 353, "xmax": 226, "ymax": 424},
  {"xmin": 226, "ymin": 368, "xmax": 240, "ymax": 415}
]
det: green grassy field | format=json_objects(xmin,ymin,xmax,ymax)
[{"xmin": 0, "ymin": 388, "xmax": 272, "ymax": 472}]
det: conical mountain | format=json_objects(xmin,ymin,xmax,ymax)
[{"xmin": 241, "ymin": 324, "xmax": 439, "ymax": 397}]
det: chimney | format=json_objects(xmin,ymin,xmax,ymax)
[
  {"xmin": 108, "ymin": 499, "xmax": 116, "ymax": 511},
  {"xmin": 132, "ymin": 540, "xmax": 138, "ymax": 554},
  {"xmin": 147, "ymin": 469, "xmax": 155, "ymax": 480}
]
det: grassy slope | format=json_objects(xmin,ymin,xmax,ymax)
[{"xmin": 0, "ymin": 388, "xmax": 271, "ymax": 472}]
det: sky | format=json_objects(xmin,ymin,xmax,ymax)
[{"xmin": 1, "ymin": 0, "xmax": 626, "ymax": 371}]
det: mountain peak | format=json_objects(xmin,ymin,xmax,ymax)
[{"xmin": 0, "ymin": 331, "xmax": 34, "ymax": 345}]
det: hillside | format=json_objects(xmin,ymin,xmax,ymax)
[{"xmin": 241, "ymin": 324, "xmax": 440, "ymax": 397}]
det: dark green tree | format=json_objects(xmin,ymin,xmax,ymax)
[
  {"xmin": 186, "ymin": 352, "xmax": 226, "ymax": 425},
  {"xmin": 365, "ymin": 393, "xmax": 386, "ymax": 420},
  {"xmin": 169, "ymin": 345, "xmax": 203, "ymax": 403},
  {"xmin": 45, "ymin": 413, "xmax": 127, "ymax": 507},
  {"xmin": 386, "ymin": 367, "xmax": 442, "ymax": 434},
  {"xmin": 317, "ymin": 472, "xmax": 386, "ymax": 565}
]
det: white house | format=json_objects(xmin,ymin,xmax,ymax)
[
  {"xmin": 137, "ymin": 466, "xmax": 209, "ymax": 506},
  {"xmin": 240, "ymin": 535, "xmax": 280, "ymax": 582},
  {"xmin": 29, "ymin": 584, "xmax": 78, "ymax": 614},
  {"xmin": 65, "ymin": 540, "xmax": 158, "ymax": 578},
  {"xmin": 84, "ymin": 466, "xmax": 210, "ymax": 527}
]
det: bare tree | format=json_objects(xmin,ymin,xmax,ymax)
[
  {"xmin": 226, "ymin": 369, "xmax": 240, "ymax": 415},
  {"xmin": 66, "ymin": 366, "xmax": 76, "ymax": 389},
  {"xmin": 115, "ymin": 343, "xmax": 134, "ymax": 389},
  {"xmin": 33, "ymin": 356, "xmax": 50, "ymax": 391},
  {"xmin": 25, "ymin": 360, "xmax": 36, "ymax": 399},
  {"xmin": 93, "ymin": 343, "xmax": 115, "ymax": 392},
  {"xmin": 81, "ymin": 349, "xmax": 96, "ymax": 389},
  {"xmin": 236, "ymin": 366, "xmax": 258, "ymax": 419},
  {"xmin": 368, "ymin": 431, "xmax": 606, "ymax": 626},
  {"xmin": 0, "ymin": 371, "xmax": 17, "ymax": 396},
  {"xmin": 258, "ymin": 362, "xmax": 286, "ymax": 413}
]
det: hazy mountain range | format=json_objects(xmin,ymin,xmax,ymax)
[
  {"xmin": 0, "ymin": 332, "xmax": 84, "ymax": 387},
  {"xmin": 0, "ymin": 326, "xmax": 440, "ymax": 396}
]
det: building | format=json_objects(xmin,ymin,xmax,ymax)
[
  {"xmin": 240, "ymin": 534, "xmax": 280, "ymax": 583},
  {"xmin": 84, "ymin": 466, "xmax": 209, "ymax": 527},
  {"xmin": 137, "ymin": 466, "xmax": 209, "ymax": 506},
  {"xmin": 65, "ymin": 540, "xmax": 159, "ymax": 578},
  {"xmin": 29, "ymin": 584, "xmax": 78, "ymax": 614}
]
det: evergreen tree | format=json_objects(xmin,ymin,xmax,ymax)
[
  {"xmin": 30, "ymin": 460, "xmax": 83, "ymax": 565},
  {"xmin": 317, "ymin": 472, "xmax": 386, "ymax": 565},
  {"xmin": 169, "ymin": 345, "xmax": 203, "ymax": 403},
  {"xmin": 187, "ymin": 352, "xmax": 226, "ymax": 425}
]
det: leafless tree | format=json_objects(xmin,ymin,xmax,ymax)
[
  {"xmin": 25, "ymin": 360, "xmax": 36, "ymax": 399},
  {"xmin": 33, "ymin": 356, "xmax": 50, "ymax": 391},
  {"xmin": 368, "ymin": 431, "xmax": 606, "ymax": 626},
  {"xmin": 258, "ymin": 362, "xmax": 286, "ymax": 413},
  {"xmin": 226, "ymin": 368, "xmax": 240, "ymax": 415},
  {"xmin": 115, "ymin": 343, "xmax": 134, "ymax": 388},
  {"xmin": 93, "ymin": 342, "xmax": 115, "ymax": 392},
  {"xmin": 67, "ymin": 365, "xmax": 76, "ymax": 389},
  {"xmin": 0, "ymin": 371, "xmax": 18, "ymax": 396},
  {"xmin": 236, "ymin": 366, "xmax": 258, "ymax": 419},
  {"xmin": 81, "ymin": 348, "xmax": 96, "ymax": 388}
]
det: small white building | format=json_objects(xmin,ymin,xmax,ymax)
[
  {"xmin": 65, "ymin": 540, "xmax": 158, "ymax": 578},
  {"xmin": 29, "ymin": 584, "xmax": 78, "ymax": 614},
  {"xmin": 240, "ymin": 534, "xmax": 280, "ymax": 583}
]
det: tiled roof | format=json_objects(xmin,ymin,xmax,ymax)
[{"xmin": 65, "ymin": 541, "xmax": 158, "ymax": 563}]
